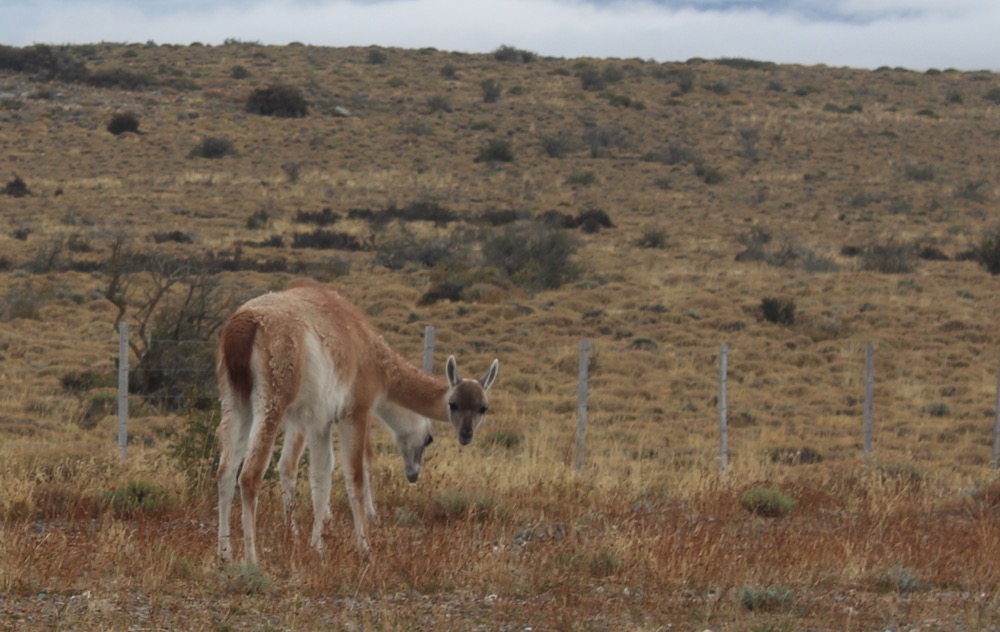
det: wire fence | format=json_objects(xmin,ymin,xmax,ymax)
[{"xmin": 113, "ymin": 324, "xmax": 1000, "ymax": 476}]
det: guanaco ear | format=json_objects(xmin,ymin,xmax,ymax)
[
  {"xmin": 480, "ymin": 358, "xmax": 499, "ymax": 390},
  {"xmin": 446, "ymin": 355, "xmax": 460, "ymax": 387}
]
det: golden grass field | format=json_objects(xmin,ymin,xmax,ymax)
[{"xmin": 2, "ymin": 41, "xmax": 1000, "ymax": 629}]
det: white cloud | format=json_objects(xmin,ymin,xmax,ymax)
[{"xmin": 0, "ymin": 0, "xmax": 997, "ymax": 70}]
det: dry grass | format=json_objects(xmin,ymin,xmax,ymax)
[{"xmin": 2, "ymin": 42, "xmax": 1000, "ymax": 629}]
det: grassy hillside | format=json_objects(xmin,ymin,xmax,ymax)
[{"xmin": 2, "ymin": 41, "xmax": 1000, "ymax": 629}]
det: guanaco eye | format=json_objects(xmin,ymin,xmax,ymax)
[
  {"xmin": 425, "ymin": 435, "xmax": 434, "ymax": 447},
  {"xmin": 479, "ymin": 406, "xmax": 489, "ymax": 415},
  {"xmin": 448, "ymin": 402, "xmax": 458, "ymax": 411}
]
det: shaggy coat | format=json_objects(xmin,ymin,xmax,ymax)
[{"xmin": 216, "ymin": 283, "xmax": 498, "ymax": 564}]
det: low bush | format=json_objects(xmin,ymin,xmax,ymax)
[
  {"xmin": 761, "ymin": 297, "xmax": 795, "ymax": 325},
  {"xmin": 739, "ymin": 487, "xmax": 796, "ymax": 517},
  {"xmin": 971, "ymin": 225, "xmax": 1000, "ymax": 274},
  {"xmin": 87, "ymin": 68, "xmax": 155, "ymax": 90},
  {"xmin": 859, "ymin": 239, "xmax": 915, "ymax": 273},
  {"xmin": 188, "ymin": 136, "xmax": 236, "ymax": 159},
  {"xmin": 475, "ymin": 138, "xmax": 515, "ymax": 163},
  {"xmin": 151, "ymin": 230, "xmax": 192, "ymax": 244},
  {"xmin": 291, "ymin": 229, "xmax": 368, "ymax": 251},
  {"xmin": 539, "ymin": 130, "xmax": 580, "ymax": 158},
  {"xmin": 739, "ymin": 585, "xmax": 795, "ymax": 612},
  {"xmin": 246, "ymin": 84, "xmax": 309, "ymax": 118},
  {"xmin": 294, "ymin": 207, "xmax": 340, "ymax": 226},
  {"xmin": 480, "ymin": 79, "xmax": 502, "ymax": 103},
  {"xmin": 3, "ymin": 174, "xmax": 29, "ymax": 197},
  {"xmin": 482, "ymin": 220, "xmax": 579, "ymax": 291},
  {"xmin": 107, "ymin": 112, "xmax": 140, "ymax": 135},
  {"xmin": 493, "ymin": 45, "xmax": 536, "ymax": 63},
  {"xmin": 102, "ymin": 480, "xmax": 175, "ymax": 519}
]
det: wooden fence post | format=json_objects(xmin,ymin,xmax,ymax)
[
  {"xmin": 719, "ymin": 343, "xmax": 729, "ymax": 475},
  {"xmin": 575, "ymin": 339, "xmax": 589, "ymax": 472},
  {"xmin": 422, "ymin": 325, "xmax": 435, "ymax": 373},
  {"xmin": 863, "ymin": 343, "xmax": 874, "ymax": 463},
  {"xmin": 118, "ymin": 322, "xmax": 129, "ymax": 462}
]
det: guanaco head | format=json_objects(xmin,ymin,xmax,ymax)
[
  {"xmin": 398, "ymin": 416, "xmax": 434, "ymax": 483},
  {"xmin": 380, "ymin": 402, "xmax": 434, "ymax": 483},
  {"xmin": 445, "ymin": 355, "xmax": 499, "ymax": 446}
]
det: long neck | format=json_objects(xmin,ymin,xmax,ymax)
[{"xmin": 375, "ymin": 338, "xmax": 450, "ymax": 421}]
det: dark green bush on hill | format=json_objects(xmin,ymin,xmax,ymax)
[
  {"xmin": 188, "ymin": 136, "xmax": 236, "ymax": 159},
  {"xmin": 0, "ymin": 44, "xmax": 89, "ymax": 82},
  {"xmin": 493, "ymin": 45, "xmax": 536, "ymax": 63},
  {"xmin": 246, "ymin": 84, "xmax": 309, "ymax": 118},
  {"xmin": 483, "ymin": 220, "xmax": 579, "ymax": 291},
  {"xmin": 972, "ymin": 226, "xmax": 1000, "ymax": 274},
  {"xmin": 107, "ymin": 112, "xmax": 140, "ymax": 135}
]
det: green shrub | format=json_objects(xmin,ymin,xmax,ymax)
[
  {"xmin": 1, "ymin": 282, "xmax": 42, "ymax": 321},
  {"xmin": 539, "ymin": 130, "xmax": 580, "ymax": 158},
  {"xmin": 492, "ymin": 45, "xmax": 536, "ymax": 63},
  {"xmin": 903, "ymin": 163, "xmax": 935, "ymax": 181},
  {"xmin": 739, "ymin": 585, "xmax": 795, "ymax": 612},
  {"xmin": 760, "ymin": 297, "xmax": 795, "ymax": 325},
  {"xmin": 739, "ymin": 487, "xmax": 796, "ymax": 517},
  {"xmin": 636, "ymin": 227, "xmax": 669, "ymax": 249},
  {"xmin": 875, "ymin": 564, "xmax": 920, "ymax": 594},
  {"xmin": 694, "ymin": 161, "xmax": 724, "ymax": 184},
  {"xmin": 483, "ymin": 220, "xmax": 579, "ymax": 291},
  {"xmin": 955, "ymin": 179, "xmax": 988, "ymax": 202},
  {"xmin": 188, "ymin": 136, "xmax": 236, "ymax": 159},
  {"xmin": 219, "ymin": 562, "xmax": 273, "ymax": 595},
  {"xmin": 168, "ymin": 412, "xmax": 219, "ymax": 492},
  {"xmin": 971, "ymin": 225, "xmax": 1000, "ymax": 274},
  {"xmin": 475, "ymin": 138, "xmax": 515, "ymax": 163},
  {"xmin": 565, "ymin": 171, "xmax": 596, "ymax": 186},
  {"xmin": 87, "ymin": 68, "xmax": 156, "ymax": 90},
  {"xmin": 367, "ymin": 47, "xmax": 388, "ymax": 65},
  {"xmin": 245, "ymin": 84, "xmax": 308, "ymax": 118},
  {"xmin": 152, "ymin": 230, "xmax": 192, "ymax": 244},
  {"xmin": 107, "ymin": 112, "xmax": 140, "ymax": 135},
  {"xmin": 3, "ymin": 174, "xmax": 29, "ymax": 197},
  {"xmin": 984, "ymin": 87, "xmax": 1000, "ymax": 105},
  {"xmin": 291, "ymin": 229, "xmax": 367, "ymax": 251},
  {"xmin": 583, "ymin": 126, "xmax": 625, "ymax": 158},
  {"xmin": 859, "ymin": 239, "xmax": 915, "ymax": 273},
  {"xmin": 482, "ymin": 429, "xmax": 523, "ymax": 449},
  {"xmin": 373, "ymin": 224, "xmax": 469, "ymax": 271},
  {"xmin": 643, "ymin": 142, "xmax": 701, "ymax": 165},
  {"xmin": 426, "ymin": 94, "xmax": 452, "ymax": 113},
  {"xmin": 0, "ymin": 44, "xmax": 89, "ymax": 81},
  {"xmin": 103, "ymin": 480, "xmax": 174, "ymax": 519},
  {"xmin": 715, "ymin": 57, "xmax": 776, "ymax": 71},
  {"xmin": 230, "ymin": 65, "xmax": 250, "ymax": 79},
  {"xmin": 294, "ymin": 207, "xmax": 339, "ymax": 226},
  {"xmin": 480, "ymin": 78, "xmax": 502, "ymax": 103}
]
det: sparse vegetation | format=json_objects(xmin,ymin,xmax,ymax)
[{"xmin": 2, "ymin": 41, "xmax": 1000, "ymax": 632}]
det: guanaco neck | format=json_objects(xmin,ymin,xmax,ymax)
[{"xmin": 375, "ymin": 337, "xmax": 450, "ymax": 421}]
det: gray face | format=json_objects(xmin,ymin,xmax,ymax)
[
  {"xmin": 396, "ymin": 418, "xmax": 434, "ymax": 483},
  {"xmin": 448, "ymin": 380, "xmax": 490, "ymax": 446},
  {"xmin": 445, "ymin": 356, "xmax": 499, "ymax": 446}
]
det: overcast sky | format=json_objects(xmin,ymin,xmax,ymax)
[{"xmin": 2, "ymin": 0, "xmax": 998, "ymax": 71}]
